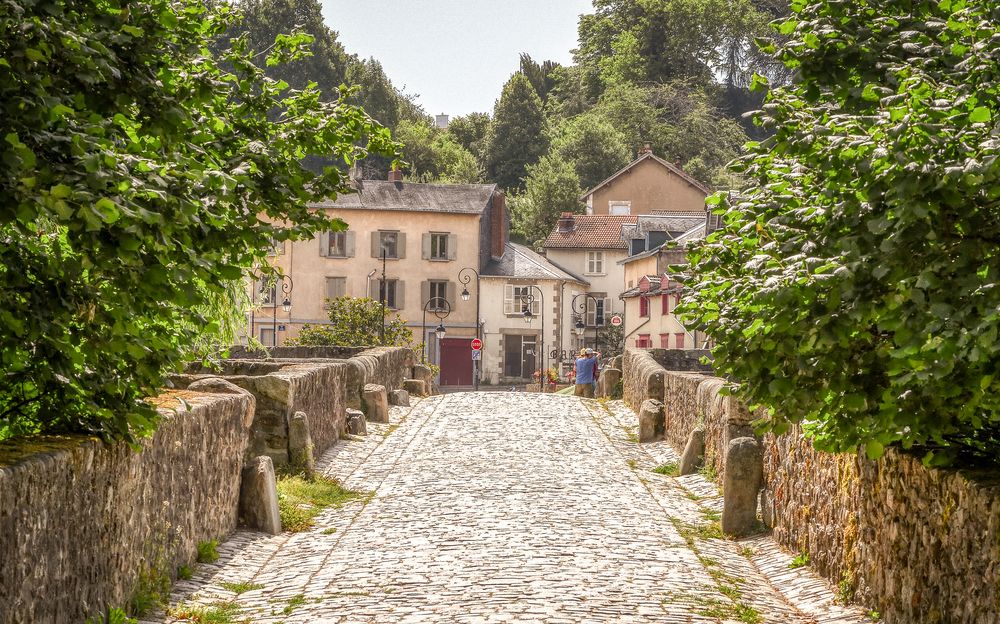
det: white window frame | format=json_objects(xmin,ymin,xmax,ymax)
[
  {"xmin": 379, "ymin": 231, "xmax": 399, "ymax": 259},
  {"xmin": 430, "ymin": 233, "xmax": 449, "ymax": 261},
  {"xmin": 609, "ymin": 200, "xmax": 631, "ymax": 215},
  {"xmin": 429, "ymin": 280, "xmax": 448, "ymax": 310},
  {"xmin": 380, "ymin": 279, "xmax": 398, "ymax": 309},
  {"xmin": 585, "ymin": 251, "xmax": 605, "ymax": 275},
  {"xmin": 504, "ymin": 284, "xmax": 541, "ymax": 316},
  {"xmin": 328, "ymin": 231, "xmax": 347, "ymax": 257}
]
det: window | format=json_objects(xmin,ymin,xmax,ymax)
[
  {"xmin": 260, "ymin": 327, "xmax": 275, "ymax": 346},
  {"xmin": 586, "ymin": 251, "xmax": 605, "ymax": 275},
  {"xmin": 324, "ymin": 277, "xmax": 346, "ymax": 303},
  {"xmin": 257, "ymin": 278, "xmax": 276, "ymax": 307},
  {"xmin": 429, "ymin": 280, "xmax": 448, "ymax": 310},
  {"xmin": 636, "ymin": 334, "xmax": 651, "ymax": 348},
  {"xmin": 431, "ymin": 233, "xmax": 448, "ymax": 260},
  {"xmin": 660, "ymin": 333, "xmax": 670, "ymax": 348},
  {"xmin": 674, "ymin": 332, "xmax": 685, "ymax": 349},
  {"xmin": 586, "ymin": 295, "xmax": 609, "ymax": 326},
  {"xmin": 379, "ymin": 231, "xmax": 398, "ymax": 258},
  {"xmin": 639, "ymin": 296, "xmax": 649, "ymax": 318},
  {"xmin": 328, "ymin": 232, "xmax": 346, "ymax": 257},
  {"xmin": 609, "ymin": 200, "xmax": 631, "ymax": 215},
  {"xmin": 662, "ymin": 293, "xmax": 670, "ymax": 315},
  {"xmin": 504, "ymin": 284, "xmax": 541, "ymax": 316},
  {"xmin": 268, "ymin": 238, "xmax": 285, "ymax": 256},
  {"xmin": 380, "ymin": 279, "xmax": 398, "ymax": 309}
]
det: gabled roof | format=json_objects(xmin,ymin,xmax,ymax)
[
  {"xmin": 621, "ymin": 275, "xmax": 684, "ymax": 299},
  {"xmin": 542, "ymin": 215, "xmax": 637, "ymax": 250},
  {"xmin": 482, "ymin": 242, "xmax": 588, "ymax": 284},
  {"xmin": 314, "ymin": 180, "xmax": 497, "ymax": 215},
  {"xmin": 580, "ymin": 152, "xmax": 711, "ymax": 200}
]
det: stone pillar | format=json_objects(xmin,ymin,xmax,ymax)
[
  {"xmin": 721, "ymin": 437, "xmax": 763, "ymax": 537},
  {"xmin": 678, "ymin": 427, "xmax": 705, "ymax": 475},
  {"xmin": 239, "ymin": 456, "xmax": 282, "ymax": 535},
  {"xmin": 412, "ymin": 364, "xmax": 434, "ymax": 393},
  {"xmin": 638, "ymin": 399, "xmax": 665, "ymax": 442},
  {"xmin": 403, "ymin": 379, "xmax": 427, "ymax": 397},
  {"xmin": 362, "ymin": 384, "xmax": 390, "ymax": 423},
  {"xmin": 346, "ymin": 408, "xmax": 367, "ymax": 436},
  {"xmin": 597, "ymin": 367, "xmax": 622, "ymax": 398},
  {"xmin": 389, "ymin": 389, "xmax": 410, "ymax": 407},
  {"xmin": 287, "ymin": 411, "xmax": 315, "ymax": 477}
]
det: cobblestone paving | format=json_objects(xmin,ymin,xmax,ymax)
[{"xmin": 152, "ymin": 393, "xmax": 873, "ymax": 624}]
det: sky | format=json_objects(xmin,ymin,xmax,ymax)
[{"xmin": 320, "ymin": 0, "xmax": 595, "ymax": 118}]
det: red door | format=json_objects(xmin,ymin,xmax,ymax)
[{"xmin": 439, "ymin": 338, "xmax": 474, "ymax": 386}]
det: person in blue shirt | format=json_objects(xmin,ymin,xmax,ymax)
[{"xmin": 574, "ymin": 348, "xmax": 599, "ymax": 398}]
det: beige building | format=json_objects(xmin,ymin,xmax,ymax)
[
  {"xmin": 581, "ymin": 147, "xmax": 709, "ymax": 216},
  {"xmin": 619, "ymin": 215, "xmax": 708, "ymax": 350},
  {"xmin": 478, "ymin": 243, "xmax": 587, "ymax": 385},
  {"xmin": 253, "ymin": 175, "xmax": 507, "ymax": 387},
  {"xmin": 541, "ymin": 213, "xmax": 634, "ymax": 358}
]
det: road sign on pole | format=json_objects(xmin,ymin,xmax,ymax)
[
  {"xmin": 471, "ymin": 350, "xmax": 481, "ymax": 360},
  {"xmin": 610, "ymin": 314, "xmax": 623, "ymax": 327},
  {"xmin": 471, "ymin": 338, "xmax": 483, "ymax": 351}
]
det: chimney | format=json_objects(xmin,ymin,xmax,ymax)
[
  {"xmin": 387, "ymin": 165, "xmax": 403, "ymax": 183},
  {"xmin": 557, "ymin": 212, "xmax": 575, "ymax": 233},
  {"xmin": 490, "ymin": 191, "xmax": 507, "ymax": 260},
  {"xmin": 638, "ymin": 142, "xmax": 652, "ymax": 156}
]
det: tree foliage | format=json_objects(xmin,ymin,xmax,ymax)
[
  {"xmin": 681, "ymin": 0, "xmax": 1000, "ymax": 465},
  {"xmin": 394, "ymin": 121, "xmax": 483, "ymax": 184},
  {"xmin": 0, "ymin": 0, "xmax": 396, "ymax": 441},
  {"xmin": 446, "ymin": 112, "xmax": 491, "ymax": 161},
  {"xmin": 510, "ymin": 156, "xmax": 583, "ymax": 245},
  {"xmin": 483, "ymin": 73, "xmax": 548, "ymax": 192},
  {"xmin": 290, "ymin": 297, "xmax": 413, "ymax": 347},
  {"xmin": 548, "ymin": 112, "xmax": 632, "ymax": 190}
]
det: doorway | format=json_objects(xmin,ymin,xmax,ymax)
[
  {"xmin": 439, "ymin": 338, "xmax": 473, "ymax": 386},
  {"xmin": 503, "ymin": 334, "xmax": 537, "ymax": 379}
]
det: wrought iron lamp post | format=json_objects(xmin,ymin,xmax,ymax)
[
  {"xmin": 271, "ymin": 275, "xmax": 293, "ymax": 347},
  {"xmin": 571, "ymin": 293, "xmax": 602, "ymax": 351},
  {"xmin": 459, "ymin": 267, "xmax": 482, "ymax": 390},
  {"xmin": 519, "ymin": 286, "xmax": 545, "ymax": 393},
  {"xmin": 421, "ymin": 296, "xmax": 452, "ymax": 364}
]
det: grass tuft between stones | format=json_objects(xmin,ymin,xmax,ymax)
[
  {"xmin": 276, "ymin": 474, "xmax": 368, "ymax": 532},
  {"xmin": 169, "ymin": 600, "xmax": 247, "ymax": 624},
  {"xmin": 220, "ymin": 581, "xmax": 265, "ymax": 595},
  {"xmin": 653, "ymin": 462, "xmax": 679, "ymax": 476}
]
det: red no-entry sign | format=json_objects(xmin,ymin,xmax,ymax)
[{"xmin": 471, "ymin": 338, "xmax": 483, "ymax": 351}]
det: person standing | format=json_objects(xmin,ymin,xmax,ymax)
[{"xmin": 574, "ymin": 348, "xmax": 599, "ymax": 398}]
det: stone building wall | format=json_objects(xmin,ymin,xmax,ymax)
[
  {"xmin": 622, "ymin": 351, "xmax": 1000, "ymax": 624},
  {"xmin": 0, "ymin": 390, "xmax": 254, "ymax": 624}
]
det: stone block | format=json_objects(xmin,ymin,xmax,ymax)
[
  {"xmin": 362, "ymin": 383, "xmax": 390, "ymax": 424},
  {"xmin": 721, "ymin": 437, "xmax": 763, "ymax": 537},
  {"xmin": 403, "ymin": 379, "xmax": 427, "ymax": 397},
  {"xmin": 597, "ymin": 367, "xmax": 622, "ymax": 398},
  {"xmin": 678, "ymin": 427, "xmax": 705, "ymax": 475},
  {"xmin": 638, "ymin": 399, "xmax": 665, "ymax": 443},
  {"xmin": 412, "ymin": 364, "xmax": 434, "ymax": 384},
  {"xmin": 346, "ymin": 408, "xmax": 367, "ymax": 436},
  {"xmin": 389, "ymin": 388, "xmax": 410, "ymax": 407},
  {"xmin": 239, "ymin": 456, "xmax": 282, "ymax": 535},
  {"xmin": 287, "ymin": 411, "xmax": 315, "ymax": 477}
]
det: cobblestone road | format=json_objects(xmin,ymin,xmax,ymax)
[{"xmin": 156, "ymin": 393, "xmax": 871, "ymax": 624}]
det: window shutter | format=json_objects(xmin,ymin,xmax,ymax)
[
  {"xmin": 586, "ymin": 298, "xmax": 596, "ymax": 326},
  {"xmin": 422, "ymin": 234, "xmax": 431, "ymax": 260},
  {"xmin": 345, "ymin": 231, "xmax": 356, "ymax": 257},
  {"xmin": 369, "ymin": 279, "xmax": 379, "ymax": 300},
  {"xmin": 603, "ymin": 297, "xmax": 612, "ymax": 325},
  {"xmin": 504, "ymin": 285, "xmax": 513, "ymax": 315},
  {"xmin": 319, "ymin": 232, "xmax": 329, "ymax": 257},
  {"xmin": 447, "ymin": 234, "xmax": 457, "ymax": 260},
  {"xmin": 421, "ymin": 280, "xmax": 430, "ymax": 307},
  {"xmin": 370, "ymin": 232, "xmax": 379, "ymax": 258},
  {"xmin": 446, "ymin": 281, "xmax": 456, "ymax": 305},
  {"xmin": 396, "ymin": 281, "xmax": 405, "ymax": 309},
  {"xmin": 397, "ymin": 233, "xmax": 407, "ymax": 259}
]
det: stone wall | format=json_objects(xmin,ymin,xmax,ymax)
[
  {"xmin": 647, "ymin": 348, "xmax": 714, "ymax": 373},
  {"xmin": 622, "ymin": 352, "xmax": 1000, "ymax": 624},
  {"xmin": 0, "ymin": 389, "xmax": 254, "ymax": 623},
  {"xmin": 177, "ymin": 360, "xmax": 348, "ymax": 465},
  {"xmin": 622, "ymin": 349, "xmax": 665, "ymax": 412},
  {"xmin": 226, "ymin": 345, "xmax": 367, "ymax": 360}
]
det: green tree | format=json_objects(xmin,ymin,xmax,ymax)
[
  {"xmin": 394, "ymin": 121, "xmax": 483, "ymax": 183},
  {"xmin": 446, "ymin": 112, "xmax": 491, "ymax": 161},
  {"xmin": 518, "ymin": 53, "xmax": 561, "ymax": 104},
  {"xmin": 483, "ymin": 73, "xmax": 548, "ymax": 191},
  {"xmin": 0, "ymin": 0, "xmax": 396, "ymax": 441},
  {"xmin": 510, "ymin": 156, "xmax": 583, "ymax": 245},
  {"xmin": 681, "ymin": 0, "xmax": 1000, "ymax": 465},
  {"xmin": 290, "ymin": 298, "xmax": 413, "ymax": 346},
  {"xmin": 549, "ymin": 113, "xmax": 631, "ymax": 190}
]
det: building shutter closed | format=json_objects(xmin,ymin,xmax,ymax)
[
  {"xmin": 397, "ymin": 233, "xmax": 407, "ymax": 259},
  {"xmin": 345, "ymin": 231, "xmax": 356, "ymax": 257},
  {"xmin": 395, "ymin": 281, "xmax": 405, "ymax": 309},
  {"xmin": 446, "ymin": 281, "xmax": 456, "ymax": 306},
  {"xmin": 319, "ymin": 231, "xmax": 330, "ymax": 257},
  {"xmin": 421, "ymin": 280, "xmax": 430, "ymax": 307},
  {"xmin": 447, "ymin": 234, "xmax": 457, "ymax": 260},
  {"xmin": 370, "ymin": 232, "xmax": 380, "ymax": 258},
  {"xmin": 422, "ymin": 234, "xmax": 431, "ymax": 260}
]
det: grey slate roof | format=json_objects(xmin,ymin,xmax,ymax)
[
  {"xmin": 482, "ymin": 243, "xmax": 588, "ymax": 284},
  {"xmin": 621, "ymin": 214, "xmax": 706, "ymax": 240},
  {"xmin": 313, "ymin": 180, "xmax": 497, "ymax": 214}
]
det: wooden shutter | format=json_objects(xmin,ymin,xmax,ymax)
[
  {"xmin": 421, "ymin": 280, "xmax": 430, "ymax": 307},
  {"xmin": 602, "ymin": 297, "xmax": 612, "ymax": 325},
  {"xmin": 446, "ymin": 281, "xmax": 456, "ymax": 306},
  {"xmin": 345, "ymin": 231, "xmax": 356, "ymax": 257},
  {"xmin": 503, "ymin": 284, "xmax": 514, "ymax": 315},
  {"xmin": 586, "ymin": 298, "xmax": 596, "ymax": 326},
  {"xmin": 395, "ymin": 280, "xmax": 405, "ymax": 309},
  {"xmin": 369, "ymin": 279, "xmax": 379, "ymax": 300},
  {"xmin": 325, "ymin": 277, "xmax": 345, "ymax": 299},
  {"xmin": 370, "ymin": 232, "xmax": 379, "ymax": 258},
  {"xmin": 422, "ymin": 234, "xmax": 431, "ymax": 260},
  {"xmin": 318, "ymin": 232, "xmax": 329, "ymax": 257},
  {"xmin": 397, "ymin": 233, "xmax": 406, "ymax": 259},
  {"xmin": 447, "ymin": 234, "xmax": 457, "ymax": 260}
]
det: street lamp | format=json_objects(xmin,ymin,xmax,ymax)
[
  {"xmin": 571, "ymin": 293, "xmax": 601, "ymax": 350},
  {"xmin": 268, "ymin": 274, "xmax": 293, "ymax": 347},
  {"xmin": 458, "ymin": 267, "xmax": 481, "ymax": 390},
  {"xmin": 518, "ymin": 287, "xmax": 545, "ymax": 393},
  {"xmin": 421, "ymin": 296, "xmax": 452, "ymax": 364}
]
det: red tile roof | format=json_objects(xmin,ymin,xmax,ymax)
[{"xmin": 542, "ymin": 214, "xmax": 637, "ymax": 250}]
